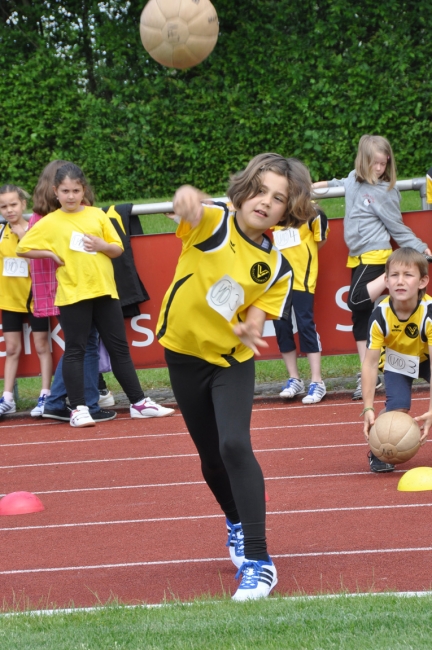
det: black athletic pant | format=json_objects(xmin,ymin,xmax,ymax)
[
  {"xmin": 347, "ymin": 263, "xmax": 386, "ymax": 341},
  {"xmin": 59, "ymin": 296, "xmax": 144, "ymax": 409},
  {"xmin": 165, "ymin": 349, "xmax": 269, "ymax": 562}
]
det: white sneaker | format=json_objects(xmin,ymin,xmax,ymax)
[
  {"xmin": 130, "ymin": 397, "xmax": 174, "ymax": 418},
  {"xmin": 232, "ymin": 559, "xmax": 278, "ymax": 601},
  {"xmin": 31, "ymin": 394, "xmax": 48, "ymax": 417},
  {"xmin": 226, "ymin": 519, "xmax": 245, "ymax": 568},
  {"xmin": 70, "ymin": 405, "xmax": 96, "ymax": 428},
  {"xmin": 302, "ymin": 381, "xmax": 326, "ymax": 404},
  {"xmin": 0, "ymin": 396, "xmax": 16, "ymax": 416},
  {"xmin": 279, "ymin": 378, "xmax": 305, "ymax": 398},
  {"xmin": 98, "ymin": 389, "xmax": 115, "ymax": 407}
]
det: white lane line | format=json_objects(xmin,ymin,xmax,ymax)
[
  {"xmin": 0, "ymin": 431, "xmax": 189, "ymax": 448},
  {"xmin": 3, "ymin": 545, "xmax": 432, "ymax": 575},
  {"xmin": 1, "ymin": 502, "xmax": 429, "ymax": 533},
  {"xmin": 0, "ymin": 469, "xmax": 378, "ymax": 497},
  {"xmin": 0, "ymin": 441, "xmax": 377, "ymax": 470},
  {"xmin": 0, "ymin": 421, "xmax": 368, "ymax": 449}
]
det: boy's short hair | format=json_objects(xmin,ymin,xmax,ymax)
[{"xmin": 385, "ymin": 247, "xmax": 429, "ymax": 298}]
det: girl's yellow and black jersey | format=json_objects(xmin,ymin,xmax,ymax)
[
  {"xmin": 272, "ymin": 208, "xmax": 328, "ymax": 293},
  {"xmin": 157, "ymin": 202, "xmax": 293, "ymax": 367},
  {"xmin": 16, "ymin": 206, "xmax": 123, "ymax": 306},
  {"xmin": 367, "ymin": 295, "xmax": 432, "ymax": 363},
  {"xmin": 0, "ymin": 223, "xmax": 32, "ymax": 312}
]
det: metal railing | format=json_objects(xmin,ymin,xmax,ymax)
[{"xmin": 12, "ymin": 176, "xmax": 432, "ymax": 223}]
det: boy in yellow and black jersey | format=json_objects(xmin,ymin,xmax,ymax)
[{"xmin": 362, "ymin": 247, "xmax": 432, "ymax": 473}]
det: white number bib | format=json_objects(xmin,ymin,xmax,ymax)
[
  {"xmin": 3, "ymin": 257, "xmax": 29, "ymax": 277},
  {"xmin": 273, "ymin": 228, "xmax": 301, "ymax": 250},
  {"xmin": 69, "ymin": 231, "xmax": 96, "ymax": 254},
  {"xmin": 384, "ymin": 347, "xmax": 419, "ymax": 378},
  {"xmin": 206, "ymin": 275, "xmax": 245, "ymax": 322}
]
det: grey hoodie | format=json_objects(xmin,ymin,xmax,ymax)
[{"xmin": 328, "ymin": 170, "xmax": 426, "ymax": 257}]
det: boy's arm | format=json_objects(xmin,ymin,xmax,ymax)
[
  {"xmin": 414, "ymin": 345, "xmax": 432, "ymax": 444},
  {"xmin": 361, "ymin": 348, "xmax": 381, "ymax": 440}
]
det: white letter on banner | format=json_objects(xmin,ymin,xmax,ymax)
[
  {"xmin": 131, "ymin": 314, "xmax": 154, "ymax": 347},
  {"xmin": 0, "ymin": 324, "xmax": 5, "ymax": 357},
  {"xmin": 50, "ymin": 323, "xmax": 65, "ymax": 351},
  {"xmin": 336, "ymin": 286, "xmax": 353, "ymax": 332}
]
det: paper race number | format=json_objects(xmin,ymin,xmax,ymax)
[
  {"xmin": 206, "ymin": 275, "xmax": 245, "ymax": 322},
  {"xmin": 3, "ymin": 257, "xmax": 29, "ymax": 277},
  {"xmin": 384, "ymin": 347, "xmax": 419, "ymax": 378},
  {"xmin": 69, "ymin": 231, "xmax": 97, "ymax": 254},
  {"xmin": 272, "ymin": 228, "xmax": 301, "ymax": 250}
]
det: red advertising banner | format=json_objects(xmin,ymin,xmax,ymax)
[{"xmin": 2, "ymin": 210, "xmax": 432, "ymax": 377}]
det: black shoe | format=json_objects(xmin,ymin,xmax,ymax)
[
  {"xmin": 367, "ymin": 450, "xmax": 395, "ymax": 473},
  {"xmin": 42, "ymin": 407, "xmax": 71, "ymax": 422},
  {"xmin": 90, "ymin": 409, "xmax": 117, "ymax": 422}
]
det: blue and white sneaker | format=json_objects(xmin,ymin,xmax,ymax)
[
  {"xmin": 279, "ymin": 378, "xmax": 305, "ymax": 398},
  {"xmin": 31, "ymin": 394, "xmax": 47, "ymax": 417},
  {"xmin": 226, "ymin": 519, "xmax": 245, "ymax": 568},
  {"xmin": 0, "ymin": 396, "xmax": 16, "ymax": 416},
  {"xmin": 302, "ymin": 381, "xmax": 326, "ymax": 404},
  {"xmin": 232, "ymin": 559, "xmax": 278, "ymax": 601}
]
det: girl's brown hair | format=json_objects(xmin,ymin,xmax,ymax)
[
  {"xmin": 32, "ymin": 160, "xmax": 94, "ymax": 216},
  {"xmin": 355, "ymin": 134, "xmax": 397, "ymax": 190},
  {"xmin": 227, "ymin": 153, "xmax": 316, "ymax": 228}
]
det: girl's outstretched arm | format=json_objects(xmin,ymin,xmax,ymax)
[
  {"xmin": 233, "ymin": 306, "xmax": 269, "ymax": 356},
  {"xmin": 172, "ymin": 185, "xmax": 210, "ymax": 229}
]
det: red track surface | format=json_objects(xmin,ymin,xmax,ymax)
[{"xmin": 1, "ymin": 390, "xmax": 432, "ymax": 609}]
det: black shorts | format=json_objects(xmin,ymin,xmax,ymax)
[{"xmin": 1, "ymin": 310, "xmax": 49, "ymax": 333}]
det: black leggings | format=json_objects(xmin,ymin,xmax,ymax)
[
  {"xmin": 59, "ymin": 296, "xmax": 144, "ymax": 408},
  {"xmin": 347, "ymin": 263, "xmax": 386, "ymax": 341},
  {"xmin": 165, "ymin": 349, "xmax": 268, "ymax": 562}
]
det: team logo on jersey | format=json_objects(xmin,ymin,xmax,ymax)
[
  {"xmin": 405, "ymin": 323, "xmax": 419, "ymax": 339},
  {"xmin": 250, "ymin": 262, "xmax": 271, "ymax": 284}
]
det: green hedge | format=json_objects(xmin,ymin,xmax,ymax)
[{"xmin": 0, "ymin": 0, "xmax": 430, "ymax": 200}]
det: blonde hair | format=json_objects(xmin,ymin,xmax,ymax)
[
  {"xmin": 0, "ymin": 184, "xmax": 30, "ymax": 202},
  {"xmin": 385, "ymin": 247, "xmax": 429, "ymax": 299},
  {"xmin": 355, "ymin": 134, "xmax": 397, "ymax": 189},
  {"xmin": 228, "ymin": 153, "xmax": 316, "ymax": 228}
]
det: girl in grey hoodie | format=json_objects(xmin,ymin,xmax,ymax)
[{"xmin": 312, "ymin": 134, "xmax": 431, "ymax": 400}]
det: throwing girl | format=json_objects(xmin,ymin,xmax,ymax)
[{"xmin": 157, "ymin": 153, "xmax": 315, "ymax": 600}]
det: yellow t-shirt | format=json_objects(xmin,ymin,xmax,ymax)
[
  {"xmin": 16, "ymin": 206, "xmax": 123, "ymax": 306},
  {"xmin": 347, "ymin": 249, "xmax": 392, "ymax": 268},
  {"xmin": 156, "ymin": 202, "xmax": 293, "ymax": 367},
  {"xmin": 272, "ymin": 209, "xmax": 329, "ymax": 293},
  {"xmin": 367, "ymin": 294, "xmax": 432, "ymax": 363},
  {"xmin": 427, "ymin": 168, "xmax": 432, "ymax": 205},
  {"xmin": 0, "ymin": 223, "xmax": 32, "ymax": 312}
]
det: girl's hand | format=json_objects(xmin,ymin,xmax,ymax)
[
  {"xmin": 363, "ymin": 410, "xmax": 375, "ymax": 441},
  {"xmin": 83, "ymin": 234, "xmax": 105, "ymax": 253},
  {"xmin": 52, "ymin": 253, "xmax": 65, "ymax": 266},
  {"xmin": 10, "ymin": 224, "xmax": 27, "ymax": 240},
  {"xmin": 173, "ymin": 186, "xmax": 211, "ymax": 228},
  {"xmin": 232, "ymin": 320, "xmax": 269, "ymax": 356},
  {"xmin": 414, "ymin": 411, "xmax": 432, "ymax": 445}
]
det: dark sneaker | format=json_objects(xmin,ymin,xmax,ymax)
[
  {"xmin": 42, "ymin": 407, "xmax": 71, "ymax": 422},
  {"xmin": 353, "ymin": 373, "xmax": 383, "ymax": 401},
  {"xmin": 367, "ymin": 450, "xmax": 395, "ymax": 473},
  {"xmin": 91, "ymin": 409, "xmax": 117, "ymax": 422}
]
